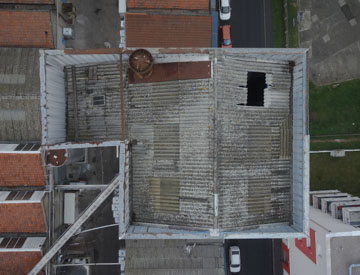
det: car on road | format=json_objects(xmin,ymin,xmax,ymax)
[
  {"xmin": 219, "ymin": 0, "xmax": 231, "ymax": 21},
  {"xmin": 220, "ymin": 25, "xmax": 232, "ymax": 48},
  {"xmin": 229, "ymin": 246, "xmax": 241, "ymax": 273}
]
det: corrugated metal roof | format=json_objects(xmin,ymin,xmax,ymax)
[
  {"xmin": 127, "ymin": 0, "xmax": 209, "ymax": 10},
  {"xmin": 0, "ymin": 48, "xmax": 41, "ymax": 142},
  {"xmin": 50, "ymin": 48, "xmax": 309, "ymax": 234},
  {"xmin": 125, "ymin": 13, "xmax": 212, "ymax": 48},
  {"xmin": 128, "ymin": 61, "xmax": 211, "ymax": 84},
  {"xmin": 215, "ymin": 55, "xmax": 292, "ymax": 229}
]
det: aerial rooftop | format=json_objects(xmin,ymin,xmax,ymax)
[{"xmin": 41, "ymin": 48, "xmax": 309, "ymax": 238}]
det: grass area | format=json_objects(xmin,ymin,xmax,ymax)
[
  {"xmin": 311, "ymin": 141, "xmax": 360, "ymax": 151},
  {"xmin": 310, "ymin": 152, "xmax": 360, "ymax": 197},
  {"xmin": 309, "ymin": 80, "xmax": 360, "ymax": 137},
  {"xmin": 273, "ymin": 0, "xmax": 286, "ymax": 47},
  {"xmin": 287, "ymin": 0, "xmax": 299, "ymax": 47}
]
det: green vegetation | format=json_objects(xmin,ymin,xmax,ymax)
[
  {"xmin": 310, "ymin": 152, "xmax": 360, "ymax": 197},
  {"xmin": 311, "ymin": 141, "xmax": 360, "ymax": 151},
  {"xmin": 273, "ymin": 0, "xmax": 286, "ymax": 47},
  {"xmin": 309, "ymin": 80, "xmax": 360, "ymax": 137},
  {"xmin": 287, "ymin": 0, "xmax": 299, "ymax": 47}
]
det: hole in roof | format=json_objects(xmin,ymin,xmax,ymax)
[{"xmin": 246, "ymin": 72, "xmax": 266, "ymax": 107}]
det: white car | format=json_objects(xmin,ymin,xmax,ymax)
[
  {"xmin": 219, "ymin": 0, "xmax": 231, "ymax": 21},
  {"xmin": 229, "ymin": 246, "xmax": 241, "ymax": 273}
]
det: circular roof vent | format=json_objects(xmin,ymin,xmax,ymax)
[
  {"xmin": 129, "ymin": 49, "xmax": 154, "ymax": 79},
  {"xmin": 46, "ymin": 149, "xmax": 68, "ymax": 167}
]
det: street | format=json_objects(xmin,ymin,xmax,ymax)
[
  {"xmin": 219, "ymin": 0, "xmax": 274, "ymax": 47},
  {"xmin": 225, "ymin": 239, "xmax": 282, "ymax": 275}
]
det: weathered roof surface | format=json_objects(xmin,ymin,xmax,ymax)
[
  {"xmin": 64, "ymin": 55, "xmax": 293, "ymax": 229},
  {"xmin": 0, "ymin": 0, "xmax": 53, "ymax": 3},
  {"xmin": 125, "ymin": 239, "xmax": 224, "ymax": 275},
  {"xmin": 216, "ymin": 55, "xmax": 292, "ymax": 228},
  {"xmin": 125, "ymin": 13, "xmax": 212, "ymax": 47},
  {"xmin": 127, "ymin": 0, "xmax": 209, "ymax": 10},
  {"xmin": 0, "ymin": 10, "xmax": 54, "ymax": 48},
  {"xmin": 0, "ymin": 251, "xmax": 42, "ymax": 274},
  {"xmin": 0, "ymin": 154, "xmax": 45, "ymax": 187},
  {"xmin": 0, "ymin": 48, "xmax": 42, "ymax": 142},
  {"xmin": 0, "ymin": 203, "xmax": 47, "ymax": 233},
  {"xmin": 45, "ymin": 48, "xmax": 309, "ymax": 234}
]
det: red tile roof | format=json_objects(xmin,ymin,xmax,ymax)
[
  {"xmin": 0, "ymin": 10, "xmax": 54, "ymax": 48},
  {"xmin": 0, "ymin": 203, "xmax": 47, "ymax": 233},
  {"xmin": 126, "ymin": 13, "xmax": 212, "ymax": 48},
  {"xmin": 127, "ymin": 0, "xmax": 209, "ymax": 10},
  {"xmin": 0, "ymin": 154, "xmax": 45, "ymax": 187},
  {"xmin": 0, "ymin": 251, "xmax": 43, "ymax": 275},
  {"xmin": 0, "ymin": 0, "xmax": 53, "ymax": 3}
]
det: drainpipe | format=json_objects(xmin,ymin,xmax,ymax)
[{"xmin": 349, "ymin": 264, "xmax": 360, "ymax": 275}]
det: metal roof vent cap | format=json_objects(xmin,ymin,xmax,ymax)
[
  {"xmin": 46, "ymin": 149, "xmax": 68, "ymax": 167},
  {"xmin": 129, "ymin": 49, "xmax": 154, "ymax": 79}
]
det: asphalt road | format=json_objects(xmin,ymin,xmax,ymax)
[
  {"xmin": 225, "ymin": 239, "xmax": 280, "ymax": 275},
  {"xmin": 219, "ymin": 0, "xmax": 274, "ymax": 47}
]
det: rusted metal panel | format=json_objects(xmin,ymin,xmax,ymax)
[{"xmin": 128, "ymin": 61, "xmax": 211, "ymax": 84}]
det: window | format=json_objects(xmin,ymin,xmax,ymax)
[
  {"xmin": 246, "ymin": 72, "xmax": 266, "ymax": 106},
  {"xmin": 6, "ymin": 191, "xmax": 34, "ymax": 201},
  {"xmin": 14, "ymin": 143, "xmax": 41, "ymax": 151},
  {"xmin": 92, "ymin": 95, "xmax": 105, "ymax": 106},
  {"xmin": 0, "ymin": 237, "xmax": 26, "ymax": 249}
]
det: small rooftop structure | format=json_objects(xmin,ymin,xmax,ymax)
[
  {"xmin": 0, "ymin": 144, "xmax": 45, "ymax": 187},
  {"xmin": 0, "ymin": 191, "xmax": 47, "ymax": 233},
  {"xmin": 0, "ymin": 237, "xmax": 46, "ymax": 274},
  {"xmin": 40, "ymin": 48, "xmax": 309, "ymax": 239}
]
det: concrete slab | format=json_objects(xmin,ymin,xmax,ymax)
[
  {"xmin": 299, "ymin": 0, "xmax": 360, "ymax": 84},
  {"xmin": 64, "ymin": 0, "xmax": 120, "ymax": 49}
]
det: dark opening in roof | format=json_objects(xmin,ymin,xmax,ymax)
[{"xmin": 247, "ymin": 72, "xmax": 266, "ymax": 106}]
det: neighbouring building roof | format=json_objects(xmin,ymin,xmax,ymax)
[
  {"xmin": 0, "ymin": 10, "xmax": 54, "ymax": 48},
  {"xmin": 125, "ymin": 239, "xmax": 224, "ymax": 275},
  {"xmin": 0, "ymin": 154, "xmax": 45, "ymax": 187},
  {"xmin": 0, "ymin": 0, "xmax": 53, "ymax": 3},
  {"xmin": 0, "ymin": 252, "xmax": 43, "ymax": 275},
  {"xmin": 125, "ymin": 13, "xmax": 212, "ymax": 47},
  {"xmin": 0, "ymin": 48, "xmax": 42, "ymax": 142},
  {"xmin": 41, "ymin": 48, "xmax": 309, "ymax": 238},
  {"xmin": 127, "ymin": 0, "xmax": 209, "ymax": 10},
  {"xmin": 0, "ymin": 202, "xmax": 47, "ymax": 233}
]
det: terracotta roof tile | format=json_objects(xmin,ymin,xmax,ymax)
[
  {"xmin": 0, "ymin": 251, "xmax": 43, "ymax": 275},
  {"xmin": 0, "ymin": 203, "xmax": 47, "ymax": 233},
  {"xmin": 0, "ymin": 10, "xmax": 54, "ymax": 48},
  {"xmin": 0, "ymin": 154, "xmax": 45, "ymax": 187},
  {"xmin": 126, "ymin": 13, "xmax": 212, "ymax": 48},
  {"xmin": 0, "ymin": 0, "xmax": 53, "ymax": 3},
  {"xmin": 127, "ymin": 0, "xmax": 209, "ymax": 10}
]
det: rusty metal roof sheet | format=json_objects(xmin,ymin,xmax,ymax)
[
  {"xmin": 127, "ymin": 0, "xmax": 209, "ymax": 10},
  {"xmin": 125, "ymin": 13, "xmax": 212, "ymax": 48},
  {"xmin": 128, "ymin": 61, "xmax": 211, "ymax": 84}
]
